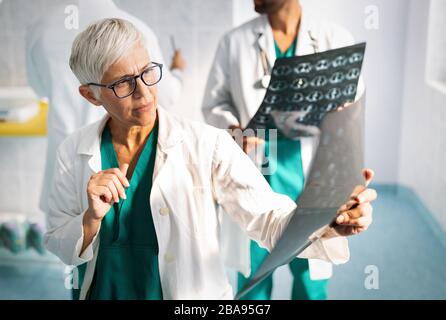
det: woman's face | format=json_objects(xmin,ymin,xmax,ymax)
[{"xmin": 98, "ymin": 41, "xmax": 157, "ymax": 127}]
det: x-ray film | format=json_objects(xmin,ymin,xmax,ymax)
[
  {"xmin": 235, "ymin": 83, "xmax": 366, "ymax": 300},
  {"xmin": 246, "ymin": 43, "xmax": 366, "ymax": 137}
]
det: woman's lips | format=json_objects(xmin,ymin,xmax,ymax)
[{"xmin": 133, "ymin": 102, "xmax": 153, "ymax": 112}]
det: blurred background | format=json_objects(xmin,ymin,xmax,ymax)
[{"xmin": 0, "ymin": 0, "xmax": 445, "ymax": 299}]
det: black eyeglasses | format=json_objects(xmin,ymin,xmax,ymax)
[{"xmin": 87, "ymin": 62, "xmax": 163, "ymax": 99}]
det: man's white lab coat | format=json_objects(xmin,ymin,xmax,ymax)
[{"xmin": 202, "ymin": 13, "xmax": 364, "ymax": 279}]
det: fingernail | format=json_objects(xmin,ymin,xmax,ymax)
[
  {"xmin": 123, "ymin": 193, "xmax": 127, "ymax": 200},
  {"xmin": 336, "ymin": 215, "xmax": 344, "ymax": 224}
]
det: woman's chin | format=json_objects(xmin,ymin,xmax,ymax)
[{"xmin": 131, "ymin": 108, "xmax": 157, "ymax": 126}]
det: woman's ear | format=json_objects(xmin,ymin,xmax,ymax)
[{"xmin": 79, "ymin": 85, "xmax": 102, "ymax": 106}]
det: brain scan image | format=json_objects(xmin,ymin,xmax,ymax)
[
  {"xmin": 332, "ymin": 55, "xmax": 348, "ymax": 68},
  {"xmin": 287, "ymin": 92, "xmax": 305, "ymax": 103},
  {"xmin": 273, "ymin": 65, "xmax": 292, "ymax": 77},
  {"xmin": 315, "ymin": 59, "xmax": 330, "ymax": 71},
  {"xmin": 260, "ymin": 105, "xmax": 273, "ymax": 114},
  {"xmin": 323, "ymin": 102, "xmax": 339, "ymax": 112},
  {"xmin": 269, "ymin": 80, "xmax": 288, "ymax": 91},
  {"xmin": 247, "ymin": 42, "xmax": 366, "ymax": 132},
  {"xmin": 346, "ymin": 68, "xmax": 360, "ymax": 80},
  {"xmin": 294, "ymin": 62, "xmax": 313, "ymax": 74},
  {"xmin": 306, "ymin": 91, "xmax": 324, "ymax": 102},
  {"xmin": 343, "ymin": 84, "xmax": 357, "ymax": 96},
  {"xmin": 291, "ymin": 77, "xmax": 309, "ymax": 90},
  {"xmin": 349, "ymin": 52, "xmax": 363, "ymax": 64},
  {"xmin": 330, "ymin": 71, "xmax": 345, "ymax": 84},
  {"xmin": 326, "ymin": 87, "xmax": 342, "ymax": 100},
  {"xmin": 264, "ymin": 94, "xmax": 282, "ymax": 104},
  {"xmin": 311, "ymin": 75, "xmax": 328, "ymax": 87}
]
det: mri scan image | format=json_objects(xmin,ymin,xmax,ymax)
[{"xmin": 247, "ymin": 43, "xmax": 366, "ymax": 133}]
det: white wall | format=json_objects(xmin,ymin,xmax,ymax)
[
  {"xmin": 425, "ymin": 0, "xmax": 446, "ymax": 86},
  {"xmin": 399, "ymin": 0, "xmax": 446, "ymax": 231},
  {"xmin": 299, "ymin": 0, "xmax": 409, "ymax": 184}
]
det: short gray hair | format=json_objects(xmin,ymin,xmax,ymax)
[{"xmin": 69, "ymin": 18, "xmax": 148, "ymax": 92}]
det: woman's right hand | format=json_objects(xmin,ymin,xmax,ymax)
[{"xmin": 85, "ymin": 163, "xmax": 130, "ymax": 222}]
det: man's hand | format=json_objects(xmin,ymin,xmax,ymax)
[
  {"xmin": 170, "ymin": 49, "xmax": 186, "ymax": 71},
  {"xmin": 229, "ymin": 125, "xmax": 264, "ymax": 155},
  {"xmin": 333, "ymin": 169, "xmax": 377, "ymax": 236}
]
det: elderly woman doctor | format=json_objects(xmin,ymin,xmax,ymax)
[{"xmin": 44, "ymin": 18, "xmax": 377, "ymax": 300}]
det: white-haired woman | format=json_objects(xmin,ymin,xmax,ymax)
[{"xmin": 44, "ymin": 18, "xmax": 377, "ymax": 300}]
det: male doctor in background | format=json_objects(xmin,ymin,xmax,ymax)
[
  {"xmin": 26, "ymin": 0, "xmax": 186, "ymax": 215},
  {"xmin": 202, "ymin": 0, "xmax": 365, "ymax": 300}
]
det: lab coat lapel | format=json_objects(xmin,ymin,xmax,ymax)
[
  {"xmin": 255, "ymin": 13, "xmax": 317, "ymax": 67},
  {"xmin": 296, "ymin": 13, "xmax": 318, "ymax": 56},
  {"xmin": 255, "ymin": 15, "xmax": 276, "ymax": 73},
  {"xmin": 76, "ymin": 113, "xmax": 109, "ymax": 174},
  {"xmin": 151, "ymin": 106, "xmax": 184, "ymax": 187}
]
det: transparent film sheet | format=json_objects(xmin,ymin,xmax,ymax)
[
  {"xmin": 246, "ymin": 43, "xmax": 366, "ymax": 136},
  {"xmin": 236, "ymin": 93, "xmax": 365, "ymax": 299}
]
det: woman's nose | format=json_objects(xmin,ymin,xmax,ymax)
[{"xmin": 133, "ymin": 77, "xmax": 154, "ymax": 100}]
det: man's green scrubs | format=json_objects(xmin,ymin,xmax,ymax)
[
  {"xmin": 237, "ymin": 38, "xmax": 329, "ymax": 300},
  {"xmin": 75, "ymin": 123, "xmax": 163, "ymax": 300}
]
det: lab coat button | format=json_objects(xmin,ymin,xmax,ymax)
[{"xmin": 159, "ymin": 207, "xmax": 170, "ymax": 216}]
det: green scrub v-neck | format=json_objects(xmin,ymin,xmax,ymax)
[
  {"xmin": 263, "ymin": 38, "xmax": 305, "ymax": 201},
  {"xmin": 87, "ymin": 122, "xmax": 162, "ymax": 300}
]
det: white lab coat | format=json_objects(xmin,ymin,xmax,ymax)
[
  {"xmin": 202, "ymin": 13, "xmax": 364, "ymax": 279},
  {"xmin": 25, "ymin": 0, "xmax": 183, "ymax": 214},
  {"xmin": 44, "ymin": 106, "xmax": 349, "ymax": 299}
]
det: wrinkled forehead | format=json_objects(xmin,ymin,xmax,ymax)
[{"xmin": 102, "ymin": 41, "xmax": 151, "ymax": 82}]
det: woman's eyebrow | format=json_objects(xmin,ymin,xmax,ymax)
[{"xmin": 110, "ymin": 62, "xmax": 151, "ymax": 83}]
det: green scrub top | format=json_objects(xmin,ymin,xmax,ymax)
[
  {"xmin": 87, "ymin": 122, "xmax": 163, "ymax": 300},
  {"xmin": 263, "ymin": 38, "xmax": 305, "ymax": 200}
]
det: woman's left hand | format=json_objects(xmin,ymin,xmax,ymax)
[{"xmin": 334, "ymin": 169, "xmax": 377, "ymax": 236}]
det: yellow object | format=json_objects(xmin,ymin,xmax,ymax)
[{"xmin": 0, "ymin": 100, "xmax": 48, "ymax": 136}]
